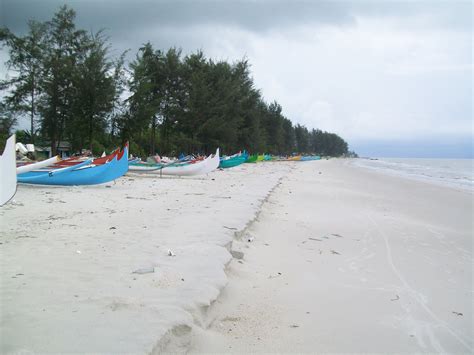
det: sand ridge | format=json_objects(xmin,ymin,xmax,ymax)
[{"xmin": 0, "ymin": 162, "xmax": 292, "ymax": 353}]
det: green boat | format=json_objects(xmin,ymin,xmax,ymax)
[
  {"xmin": 245, "ymin": 154, "xmax": 258, "ymax": 163},
  {"xmin": 257, "ymin": 154, "xmax": 265, "ymax": 162}
]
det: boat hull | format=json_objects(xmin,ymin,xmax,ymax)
[
  {"xmin": 219, "ymin": 156, "xmax": 246, "ymax": 168},
  {"xmin": 18, "ymin": 146, "xmax": 129, "ymax": 185},
  {"xmin": 1, "ymin": 135, "xmax": 17, "ymax": 206}
]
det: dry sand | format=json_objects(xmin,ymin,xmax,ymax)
[
  {"xmin": 0, "ymin": 163, "xmax": 290, "ymax": 353},
  {"xmin": 192, "ymin": 160, "xmax": 473, "ymax": 353},
  {"xmin": 1, "ymin": 159, "xmax": 472, "ymax": 353}
]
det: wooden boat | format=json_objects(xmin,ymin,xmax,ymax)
[
  {"xmin": 17, "ymin": 156, "xmax": 61, "ymax": 174},
  {"xmin": 200, "ymin": 148, "xmax": 220, "ymax": 174},
  {"xmin": 300, "ymin": 155, "xmax": 321, "ymax": 161},
  {"xmin": 53, "ymin": 148, "xmax": 120, "ymax": 167},
  {"xmin": 1, "ymin": 135, "xmax": 17, "ymax": 206},
  {"xmin": 129, "ymin": 148, "xmax": 220, "ymax": 176},
  {"xmin": 219, "ymin": 154, "xmax": 247, "ymax": 169},
  {"xmin": 17, "ymin": 145, "xmax": 129, "ymax": 185},
  {"xmin": 160, "ymin": 149, "xmax": 220, "ymax": 176},
  {"xmin": 287, "ymin": 155, "xmax": 302, "ymax": 161}
]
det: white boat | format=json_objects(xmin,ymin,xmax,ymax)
[
  {"xmin": 200, "ymin": 148, "xmax": 220, "ymax": 174},
  {"xmin": 160, "ymin": 157, "xmax": 208, "ymax": 176},
  {"xmin": 16, "ymin": 156, "xmax": 61, "ymax": 174},
  {"xmin": 128, "ymin": 148, "xmax": 220, "ymax": 176},
  {"xmin": 1, "ymin": 135, "xmax": 18, "ymax": 206}
]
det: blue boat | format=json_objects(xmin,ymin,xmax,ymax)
[
  {"xmin": 18, "ymin": 145, "xmax": 129, "ymax": 185},
  {"xmin": 219, "ymin": 151, "xmax": 247, "ymax": 169},
  {"xmin": 300, "ymin": 155, "xmax": 321, "ymax": 161}
]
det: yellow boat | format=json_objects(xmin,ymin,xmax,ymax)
[{"xmin": 287, "ymin": 155, "xmax": 302, "ymax": 161}]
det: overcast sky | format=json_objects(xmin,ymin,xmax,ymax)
[{"xmin": 1, "ymin": 0, "xmax": 472, "ymax": 157}]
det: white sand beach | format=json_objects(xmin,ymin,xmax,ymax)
[
  {"xmin": 193, "ymin": 160, "xmax": 473, "ymax": 353},
  {"xmin": 1, "ymin": 160, "xmax": 472, "ymax": 353}
]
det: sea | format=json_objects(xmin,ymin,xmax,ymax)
[{"xmin": 351, "ymin": 158, "xmax": 474, "ymax": 192}]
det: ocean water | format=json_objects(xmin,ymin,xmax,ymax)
[{"xmin": 351, "ymin": 157, "xmax": 474, "ymax": 191}]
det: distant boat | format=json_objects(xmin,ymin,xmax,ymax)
[
  {"xmin": 245, "ymin": 154, "xmax": 258, "ymax": 163},
  {"xmin": 287, "ymin": 155, "xmax": 302, "ymax": 161},
  {"xmin": 300, "ymin": 155, "xmax": 321, "ymax": 161},
  {"xmin": 219, "ymin": 152, "xmax": 247, "ymax": 168},
  {"xmin": 128, "ymin": 148, "xmax": 220, "ymax": 176},
  {"xmin": 0, "ymin": 135, "xmax": 17, "ymax": 206}
]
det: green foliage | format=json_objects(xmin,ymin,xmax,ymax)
[
  {"xmin": 0, "ymin": 20, "xmax": 46, "ymax": 143},
  {"xmin": 14, "ymin": 129, "xmax": 29, "ymax": 143},
  {"xmin": 0, "ymin": 103, "xmax": 18, "ymax": 151},
  {"xmin": 90, "ymin": 139, "xmax": 105, "ymax": 156},
  {"xmin": 0, "ymin": 5, "xmax": 351, "ymax": 158}
]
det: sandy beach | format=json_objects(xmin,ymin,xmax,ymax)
[
  {"xmin": 193, "ymin": 160, "xmax": 473, "ymax": 353},
  {"xmin": 1, "ymin": 159, "xmax": 472, "ymax": 353}
]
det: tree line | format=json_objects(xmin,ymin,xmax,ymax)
[{"xmin": 0, "ymin": 5, "xmax": 351, "ymax": 157}]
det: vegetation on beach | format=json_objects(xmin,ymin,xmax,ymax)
[{"xmin": 0, "ymin": 5, "xmax": 350, "ymax": 157}]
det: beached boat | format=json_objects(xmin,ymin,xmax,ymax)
[
  {"xmin": 200, "ymin": 148, "xmax": 220, "ymax": 174},
  {"xmin": 53, "ymin": 148, "xmax": 120, "ymax": 167},
  {"xmin": 1, "ymin": 135, "xmax": 17, "ymax": 206},
  {"xmin": 245, "ymin": 154, "xmax": 258, "ymax": 163},
  {"xmin": 17, "ymin": 156, "xmax": 61, "ymax": 174},
  {"xmin": 287, "ymin": 155, "xmax": 302, "ymax": 161},
  {"xmin": 257, "ymin": 154, "xmax": 265, "ymax": 162},
  {"xmin": 219, "ymin": 154, "xmax": 247, "ymax": 168},
  {"xmin": 300, "ymin": 155, "xmax": 321, "ymax": 161},
  {"xmin": 129, "ymin": 148, "xmax": 220, "ymax": 176},
  {"xmin": 17, "ymin": 145, "xmax": 129, "ymax": 185}
]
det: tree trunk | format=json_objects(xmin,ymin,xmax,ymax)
[
  {"xmin": 150, "ymin": 117, "xmax": 156, "ymax": 155},
  {"xmin": 30, "ymin": 87, "xmax": 35, "ymax": 144},
  {"xmin": 89, "ymin": 114, "xmax": 93, "ymax": 152}
]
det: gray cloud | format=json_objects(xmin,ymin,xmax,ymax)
[
  {"xmin": 1, "ymin": 0, "xmax": 472, "ymax": 157},
  {"xmin": 2, "ymin": 0, "xmax": 471, "ymax": 36}
]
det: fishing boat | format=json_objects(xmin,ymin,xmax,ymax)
[
  {"xmin": 300, "ymin": 155, "xmax": 321, "ymax": 161},
  {"xmin": 17, "ymin": 144, "xmax": 129, "ymax": 185},
  {"xmin": 129, "ymin": 148, "xmax": 220, "ymax": 176},
  {"xmin": 160, "ymin": 156, "xmax": 205, "ymax": 176},
  {"xmin": 245, "ymin": 154, "xmax": 258, "ymax": 163},
  {"xmin": 17, "ymin": 156, "xmax": 61, "ymax": 174},
  {"xmin": 219, "ymin": 153, "xmax": 247, "ymax": 169},
  {"xmin": 1, "ymin": 135, "xmax": 17, "ymax": 206},
  {"xmin": 52, "ymin": 148, "xmax": 120, "ymax": 167},
  {"xmin": 287, "ymin": 155, "xmax": 302, "ymax": 161},
  {"xmin": 200, "ymin": 148, "xmax": 220, "ymax": 174}
]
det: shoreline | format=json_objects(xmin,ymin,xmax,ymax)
[{"xmin": 349, "ymin": 158, "xmax": 473, "ymax": 193}]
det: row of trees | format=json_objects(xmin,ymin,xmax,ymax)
[{"xmin": 0, "ymin": 5, "xmax": 350, "ymax": 157}]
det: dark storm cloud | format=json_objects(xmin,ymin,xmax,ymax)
[
  {"xmin": 1, "ymin": 0, "xmax": 472, "ymax": 157},
  {"xmin": 1, "ymin": 0, "xmax": 354, "ymax": 34},
  {"xmin": 2, "ymin": 0, "xmax": 471, "ymax": 57},
  {"xmin": 2, "ymin": 0, "xmax": 471, "ymax": 36}
]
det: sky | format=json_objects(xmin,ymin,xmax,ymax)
[{"xmin": 0, "ymin": 0, "xmax": 472, "ymax": 158}]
